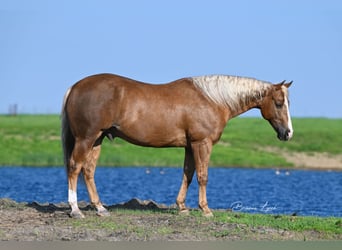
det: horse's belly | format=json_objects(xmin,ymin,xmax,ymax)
[{"xmin": 114, "ymin": 123, "xmax": 187, "ymax": 148}]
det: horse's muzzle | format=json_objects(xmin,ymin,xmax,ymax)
[{"xmin": 277, "ymin": 128, "xmax": 292, "ymax": 141}]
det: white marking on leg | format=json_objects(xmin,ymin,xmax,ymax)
[
  {"xmin": 68, "ymin": 189, "xmax": 77, "ymax": 204},
  {"xmin": 68, "ymin": 189, "xmax": 82, "ymax": 216}
]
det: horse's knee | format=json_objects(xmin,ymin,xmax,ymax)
[
  {"xmin": 197, "ymin": 173, "xmax": 208, "ymax": 186},
  {"xmin": 82, "ymin": 167, "xmax": 95, "ymax": 180}
]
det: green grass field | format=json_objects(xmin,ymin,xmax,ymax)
[{"xmin": 0, "ymin": 115, "xmax": 341, "ymax": 167}]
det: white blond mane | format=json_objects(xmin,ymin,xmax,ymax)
[{"xmin": 191, "ymin": 75, "xmax": 272, "ymax": 111}]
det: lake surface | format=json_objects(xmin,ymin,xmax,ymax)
[{"xmin": 0, "ymin": 166, "xmax": 341, "ymax": 217}]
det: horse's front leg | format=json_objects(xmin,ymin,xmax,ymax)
[
  {"xmin": 176, "ymin": 146, "xmax": 195, "ymax": 214},
  {"xmin": 191, "ymin": 139, "xmax": 213, "ymax": 217}
]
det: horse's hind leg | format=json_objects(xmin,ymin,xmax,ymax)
[
  {"xmin": 82, "ymin": 143, "xmax": 110, "ymax": 217},
  {"xmin": 68, "ymin": 139, "xmax": 93, "ymax": 218},
  {"xmin": 192, "ymin": 138, "xmax": 213, "ymax": 217},
  {"xmin": 176, "ymin": 146, "xmax": 195, "ymax": 214}
]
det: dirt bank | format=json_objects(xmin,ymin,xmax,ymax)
[
  {"xmin": 0, "ymin": 198, "xmax": 340, "ymax": 241},
  {"xmin": 283, "ymin": 152, "xmax": 342, "ymax": 170},
  {"xmin": 262, "ymin": 147, "xmax": 342, "ymax": 171}
]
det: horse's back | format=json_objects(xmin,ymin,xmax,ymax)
[
  {"xmin": 67, "ymin": 73, "xmax": 200, "ymax": 111},
  {"xmin": 69, "ymin": 73, "xmax": 193, "ymax": 98}
]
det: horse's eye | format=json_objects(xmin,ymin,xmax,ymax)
[{"xmin": 275, "ymin": 102, "xmax": 283, "ymax": 109}]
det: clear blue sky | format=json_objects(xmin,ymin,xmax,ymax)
[{"xmin": 1, "ymin": 0, "xmax": 341, "ymax": 117}]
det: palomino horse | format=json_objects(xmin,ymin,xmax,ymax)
[{"xmin": 61, "ymin": 74, "xmax": 293, "ymax": 218}]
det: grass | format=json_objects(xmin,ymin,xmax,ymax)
[
  {"xmin": 0, "ymin": 114, "xmax": 341, "ymax": 167},
  {"xmin": 66, "ymin": 208, "xmax": 342, "ymax": 239},
  {"xmin": 0, "ymin": 115, "xmax": 61, "ymax": 166},
  {"xmin": 1, "ymin": 199, "xmax": 340, "ymax": 240},
  {"xmin": 211, "ymin": 211, "xmax": 342, "ymax": 234}
]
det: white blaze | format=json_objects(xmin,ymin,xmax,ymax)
[{"xmin": 284, "ymin": 97, "xmax": 293, "ymax": 139}]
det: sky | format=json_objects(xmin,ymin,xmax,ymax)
[{"xmin": 1, "ymin": 0, "xmax": 342, "ymax": 117}]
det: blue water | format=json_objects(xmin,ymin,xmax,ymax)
[{"xmin": 0, "ymin": 167, "xmax": 341, "ymax": 217}]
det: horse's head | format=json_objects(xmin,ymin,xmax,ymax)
[{"xmin": 260, "ymin": 81, "xmax": 293, "ymax": 141}]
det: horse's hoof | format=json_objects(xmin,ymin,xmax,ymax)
[
  {"xmin": 96, "ymin": 209, "xmax": 110, "ymax": 217},
  {"xmin": 179, "ymin": 209, "xmax": 190, "ymax": 215},
  {"xmin": 203, "ymin": 211, "xmax": 214, "ymax": 218},
  {"xmin": 201, "ymin": 207, "xmax": 213, "ymax": 217},
  {"xmin": 69, "ymin": 210, "xmax": 85, "ymax": 219}
]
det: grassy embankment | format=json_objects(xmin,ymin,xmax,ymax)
[
  {"xmin": 68, "ymin": 209, "xmax": 342, "ymax": 239},
  {"xmin": 0, "ymin": 114, "xmax": 341, "ymax": 167}
]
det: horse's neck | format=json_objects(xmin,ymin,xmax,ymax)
[
  {"xmin": 228, "ymin": 88, "xmax": 268, "ymax": 118},
  {"xmin": 228, "ymin": 100, "xmax": 258, "ymax": 118}
]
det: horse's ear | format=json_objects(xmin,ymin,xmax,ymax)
[
  {"xmin": 274, "ymin": 80, "xmax": 286, "ymax": 90},
  {"xmin": 284, "ymin": 81, "xmax": 293, "ymax": 88}
]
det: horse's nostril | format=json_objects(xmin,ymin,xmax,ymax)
[
  {"xmin": 285, "ymin": 133, "xmax": 290, "ymax": 140},
  {"xmin": 277, "ymin": 128, "xmax": 291, "ymax": 141}
]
